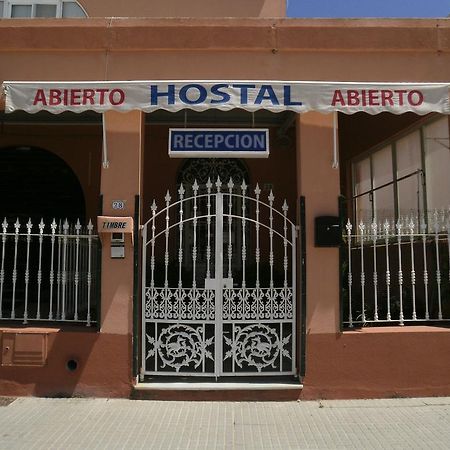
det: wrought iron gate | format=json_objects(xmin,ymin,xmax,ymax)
[{"xmin": 141, "ymin": 178, "xmax": 297, "ymax": 377}]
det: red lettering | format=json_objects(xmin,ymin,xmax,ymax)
[
  {"xmin": 331, "ymin": 90, "xmax": 345, "ymax": 106},
  {"xmin": 394, "ymin": 89, "xmax": 407, "ymax": 106},
  {"xmin": 82, "ymin": 89, "xmax": 96, "ymax": 105},
  {"xmin": 381, "ymin": 90, "xmax": 394, "ymax": 106},
  {"xmin": 347, "ymin": 90, "xmax": 360, "ymax": 106},
  {"xmin": 361, "ymin": 89, "xmax": 367, "ymax": 106},
  {"xmin": 63, "ymin": 89, "xmax": 69, "ymax": 105},
  {"xmin": 70, "ymin": 89, "xmax": 82, "ymax": 106},
  {"xmin": 49, "ymin": 89, "xmax": 62, "ymax": 106},
  {"xmin": 97, "ymin": 88, "xmax": 109, "ymax": 105},
  {"xmin": 408, "ymin": 90, "xmax": 423, "ymax": 106},
  {"xmin": 368, "ymin": 90, "xmax": 379, "ymax": 106},
  {"xmin": 33, "ymin": 89, "xmax": 47, "ymax": 106},
  {"xmin": 109, "ymin": 89, "xmax": 125, "ymax": 106}
]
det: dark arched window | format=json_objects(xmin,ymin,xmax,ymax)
[{"xmin": 0, "ymin": 146, "xmax": 85, "ymax": 224}]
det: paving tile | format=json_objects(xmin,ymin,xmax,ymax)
[{"xmin": 0, "ymin": 397, "xmax": 450, "ymax": 449}]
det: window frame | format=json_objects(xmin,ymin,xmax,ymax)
[
  {"xmin": 351, "ymin": 115, "xmax": 449, "ymax": 225},
  {"xmin": 1, "ymin": 0, "xmax": 87, "ymax": 18}
]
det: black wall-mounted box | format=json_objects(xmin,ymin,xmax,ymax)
[{"xmin": 315, "ymin": 216, "xmax": 341, "ymax": 247}]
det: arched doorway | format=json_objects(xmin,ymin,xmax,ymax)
[
  {"xmin": 0, "ymin": 146, "xmax": 94, "ymax": 324},
  {"xmin": 0, "ymin": 146, "xmax": 85, "ymax": 224},
  {"xmin": 142, "ymin": 158, "xmax": 297, "ymax": 377}
]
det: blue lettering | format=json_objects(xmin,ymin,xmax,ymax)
[
  {"xmin": 194, "ymin": 134, "xmax": 204, "ymax": 148},
  {"xmin": 225, "ymin": 135, "xmax": 235, "ymax": 148},
  {"xmin": 284, "ymin": 85, "xmax": 302, "ymax": 106},
  {"xmin": 185, "ymin": 134, "xmax": 193, "ymax": 149},
  {"xmin": 179, "ymin": 84, "xmax": 208, "ymax": 105},
  {"xmin": 255, "ymin": 85, "xmax": 280, "ymax": 105},
  {"xmin": 254, "ymin": 134, "xmax": 265, "ymax": 149},
  {"xmin": 150, "ymin": 84, "xmax": 175, "ymax": 105},
  {"xmin": 214, "ymin": 135, "xmax": 225, "ymax": 147},
  {"xmin": 210, "ymin": 84, "xmax": 231, "ymax": 104},
  {"xmin": 232, "ymin": 84, "xmax": 256, "ymax": 105},
  {"xmin": 172, "ymin": 134, "xmax": 184, "ymax": 149}
]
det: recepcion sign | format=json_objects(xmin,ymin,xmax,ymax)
[{"xmin": 168, "ymin": 128, "xmax": 269, "ymax": 158}]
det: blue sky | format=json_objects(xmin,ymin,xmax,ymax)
[{"xmin": 287, "ymin": 0, "xmax": 450, "ymax": 18}]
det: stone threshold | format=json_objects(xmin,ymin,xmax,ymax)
[{"xmin": 135, "ymin": 381, "xmax": 303, "ymax": 391}]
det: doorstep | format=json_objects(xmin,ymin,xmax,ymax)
[{"xmin": 132, "ymin": 378, "xmax": 303, "ymax": 401}]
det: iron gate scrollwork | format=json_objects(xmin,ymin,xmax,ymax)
[{"xmin": 141, "ymin": 178, "xmax": 297, "ymax": 377}]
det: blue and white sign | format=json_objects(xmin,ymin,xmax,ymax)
[{"xmin": 168, "ymin": 128, "xmax": 269, "ymax": 158}]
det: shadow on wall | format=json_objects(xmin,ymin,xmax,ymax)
[{"xmin": 0, "ymin": 329, "xmax": 132, "ymax": 398}]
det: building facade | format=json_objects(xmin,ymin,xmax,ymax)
[{"xmin": 0, "ymin": 0, "xmax": 450, "ymax": 399}]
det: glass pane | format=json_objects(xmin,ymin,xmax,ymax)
[
  {"xmin": 0, "ymin": 2, "xmax": 4, "ymax": 17},
  {"xmin": 373, "ymin": 185, "xmax": 395, "ymax": 223},
  {"xmin": 396, "ymin": 130, "xmax": 422, "ymax": 178},
  {"xmin": 35, "ymin": 4, "xmax": 57, "ymax": 17},
  {"xmin": 353, "ymin": 158, "xmax": 371, "ymax": 196},
  {"xmin": 62, "ymin": 2, "xmax": 86, "ymax": 17},
  {"xmin": 424, "ymin": 117, "xmax": 450, "ymax": 210},
  {"xmin": 355, "ymin": 193, "xmax": 372, "ymax": 224},
  {"xmin": 11, "ymin": 5, "xmax": 32, "ymax": 17},
  {"xmin": 372, "ymin": 145, "xmax": 393, "ymax": 188},
  {"xmin": 397, "ymin": 175, "xmax": 423, "ymax": 217}
]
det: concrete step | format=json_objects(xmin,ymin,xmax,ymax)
[{"xmin": 132, "ymin": 379, "xmax": 303, "ymax": 401}]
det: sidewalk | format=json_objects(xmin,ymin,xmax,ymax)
[{"xmin": 0, "ymin": 396, "xmax": 450, "ymax": 449}]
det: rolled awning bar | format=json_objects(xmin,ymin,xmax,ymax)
[{"xmin": 2, "ymin": 80, "xmax": 450, "ymax": 115}]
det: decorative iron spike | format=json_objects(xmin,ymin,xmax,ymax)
[
  {"xmin": 408, "ymin": 218, "xmax": 415, "ymax": 234},
  {"xmin": 345, "ymin": 219, "xmax": 352, "ymax": 234},
  {"xmin": 430, "ymin": 210, "xmax": 438, "ymax": 233},
  {"xmin": 371, "ymin": 220, "xmax": 377, "ymax": 235},
  {"xmin": 358, "ymin": 221, "xmax": 365, "ymax": 233},
  {"xmin": 215, "ymin": 176, "xmax": 222, "ymax": 192},
  {"xmin": 420, "ymin": 215, "xmax": 427, "ymax": 233}
]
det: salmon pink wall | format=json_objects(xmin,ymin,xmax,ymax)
[{"xmin": 78, "ymin": 0, "xmax": 286, "ymax": 18}]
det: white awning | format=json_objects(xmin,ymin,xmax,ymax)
[{"xmin": 2, "ymin": 80, "xmax": 450, "ymax": 115}]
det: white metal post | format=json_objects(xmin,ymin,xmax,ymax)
[{"xmin": 214, "ymin": 193, "xmax": 224, "ymax": 376}]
